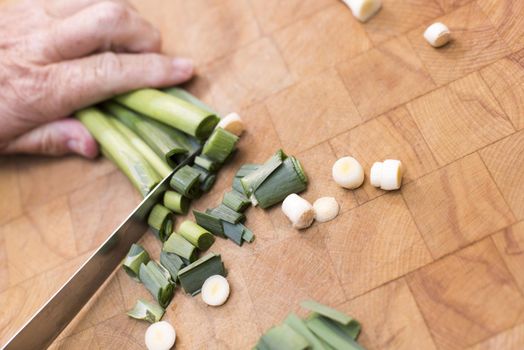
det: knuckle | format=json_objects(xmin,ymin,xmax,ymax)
[
  {"xmin": 95, "ymin": 52, "xmax": 123, "ymax": 80},
  {"xmin": 95, "ymin": 2, "xmax": 129, "ymax": 27}
]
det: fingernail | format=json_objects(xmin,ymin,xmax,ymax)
[
  {"xmin": 172, "ymin": 58, "xmax": 194, "ymax": 76},
  {"xmin": 67, "ymin": 139, "xmax": 87, "ymax": 157}
]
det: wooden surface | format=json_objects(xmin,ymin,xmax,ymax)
[{"xmin": 1, "ymin": 0, "xmax": 524, "ymax": 349}]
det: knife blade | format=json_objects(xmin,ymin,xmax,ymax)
[{"xmin": 2, "ymin": 151, "xmax": 199, "ymax": 350}]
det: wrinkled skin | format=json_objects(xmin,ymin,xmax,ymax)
[{"xmin": 0, "ymin": 0, "xmax": 193, "ymax": 157}]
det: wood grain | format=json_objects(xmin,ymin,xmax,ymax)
[
  {"xmin": 0, "ymin": 0, "xmax": 523, "ymax": 348},
  {"xmin": 407, "ymin": 238, "xmax": 524, "ymax": 349},
  {"xmin": 403, "ymin": 153, "xmax": 515, "ymax": 258}
]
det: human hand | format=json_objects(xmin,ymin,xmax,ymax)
[{"xmin": 0, "ymin": 0, "xmax": 194, "ymax": 158}]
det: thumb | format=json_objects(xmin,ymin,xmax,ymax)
[{"xmin": 0, "ymin": 119, "xmax": 99, "ymax": 158}]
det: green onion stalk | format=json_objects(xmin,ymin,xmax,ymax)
[
  {"xmin": 127, "ymin": 299, "xmax": 165, "ymax": 323},
  {"xmin": 202, "ymin": 127, "xmax": 239, "ymax": 163},
  {"xmin": 76, "ymin": 107, "xmax": 160, "ymax": 196},
  {"xmin": 163, "ymin": 233, "xmax": 198, "ymax": 263},
  {"xmin": 177, "ymin": 253, "xmax": 225, "ymax": 296},
  {"xmin": 163, "ymin": 190, "xmax": 189, "ymax": 215},
  {"xmin": 147, "ymin": 204, "xmax": 174, "ymax": 242},
  {"xmin": 138, "ymin": 261, "xmax": 174, "ymax": 308},
  {"xmin": 193, "ymin": 210, "xmax": 225, "ymax": 238},
  {"xmin": 123, "ymin": 244, "xmax": 150, "ymax": 280},
  {"xmin": 115, "ymin": 88, "xmax": 219, "ymax": 140},
  {"xmin": 178, "ymin": 220, "xmax": 215, "ymax": 251},
  {"xmin": 163, "ymin": 87, "xmax": 218, "ymax": 116}
]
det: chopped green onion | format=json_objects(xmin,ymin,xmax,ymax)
[
  {"xmin": 163, "ymin": 191, "xmax": 189, "ymax": 215},
  {"xmin": 139, "ymin": 261, "xmax": 174, "ymax": 308},
  {"xmin": 235, "ymin": 163, "xmax": 261, "ymax": 178},
  {"xmin": 241, "ymin": 150, "xmax": 287, "ymax": 196},
  {"xmin": 103, "ymin": 102, "xmax": 190, "ymax": 166},
  {"xmin": 202, "ymin": 128, "xmax": 239, "ymax": 163},
  {"xmin": 115, "ymin": 88, "xmax": 219, "ymax": 139},
  {"xmin": 191, "ymin": 166, "xmax": 217, "ymax": 192},
  {"xmin": 170, "ymin": 165, "xmax": 201, "ymax": 199},
  {"xmin": 163, "ymin": 87, "xmax": 218, "ymax": 116},
  {"xmin": 147, "ymin": 204, "xmax": 174, "ymax": 242},
  {"xmin": 194, "ymin": 155, "xmax": 220, "ymax": 173},
  {"xmin": 127, "ymin": 299, "xmax": 165, "ymax": 323},
  {"xmin": 123, "ymin": 243, "xmax": 150, "ymax": 280},
  {"xmin": 208, "ymin": 204, "xmax": 245, "ymax": 224},
  {"xmin": 259, "ymin": 324, "xmax": 309, "ymax": 350},
  {"xmin": 232, "ymin": 177, "xmax": 244, "ymax": 194},
  {"xmin": 163, "ymin": 233, "xmax": 198, "ymax": 263},
  {"xmin": 178, "ymin": 220, "xmax": 215, "ymax": 251},
  {"xmin": 76, "ymin": 107, "xmax": 160, "ymax": 196},
  {"xmin": 242, "ymin": 226, "xmax": 255, "ymax": 243},
  {"xmin": 306, "ymin": 315, "xmax": 364, "ymax": 350},
  {"xmin": 301, "ymin": 300, "xmax": 358, "ymax": 329},
  {"xmin": 177, "ymin": 253, "xmax": 225, "ymax": 296},
  {"xmin": 284, "ymin": 313, "xmax": 328, "ymax": 350},
  {"xmin": 160, "ymin": 251, "xmax": 185, "ymax": 282},
  {"xmin": 223, "ymin": 190, "xmax": 251, "ymax": 212},
  {"xmin": 222, "ymin": 221, "xmax": 244, "ymax": 246},
  {"xmin": 253, "ymin": 157, "xmax": 308, "ymax": 209},
  {"xmin": 193, "ymin": 210, "xmax": 225, "ymax": 238},
  {"xmin": 108, "ymin": 117, "xmax": 172, "ymax": 178}
]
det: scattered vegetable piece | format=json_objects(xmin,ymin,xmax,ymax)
[
  {"xmin": 301, "ymin": 300, "xmax": 355, "ymax": 326},
  {"xmin": 223, "ymin": 190, "xmax": 251, "ymax": 212},
  {"xmin": 191, "ymin": 165, "xmax": 217, "ymax": 192},
  {"xmin": 193, "ymin": 210, "xmax": 226, "ymax": 238},
  {"xmin": 282, "ymin": 194, "xmax": 315, "ymax": 229},
  {"xmin": 177, "ymin": 253, "xmax": 225, "ymax": 295},
  {"xmin": 145, "ymin": 321, "xmax": 176, "ymax": 350},
  {"xmin": 201, "ymin": 275, "xmax": 230, "ymax": 306},
  {"xmin": 208, "ymin": 204, "xmax": 245, "ymax": 224},
  {"xmin": 342, "ymin": 0, "xmax": 382, "ymax": 22},
  {"xmin": 169, "ymin": 165, "xmax": 201, "ymax": 199},
  {"xmin": 284, "ymin": 313, "xmax": 329, "ymax": 350},
  {"xmin": 202, "ymin": 127, "xmax": 239, "ymax": 163},
  {"xmin": 147, "ymin": 204, "xmax": 174, "ymax": 242},
  {"xmin": 370, "ymin": 159, "xmax": 403, "ymax": 190},
  {"xmin": 139, "ymin": 261, "xmax": 174, "ymax": 308},
  {"xmin": 159, "ymin": 251, "xmax": 185, "ymax": 282},
  {"xmin": 259, "ymin": 324, "xmax": 309, "ymax": 350},
  {"xmin": 163, "ymin": 233, "xmax": 198, "ymax": 263},
  {"xmin": 242, "ymin": 226, "xmax": 255, "ymax": 243},
  {"xmin": 253, "ymin": 157, "xmax": 308, "ymax": 209},
  {"xmin": 332, "ymin": 156, "xmax": 364, "ymax": 189},
  {"xmin": 306, "ymin": 315, "xmax": 364, "ymax": 350},
  {"xmin": 178, "ymin": 220, "xmax": 215, "ymax": 251},
  {"xmin": 313, "ymin": 197, "xmax": 340, "ymax": 223},
  {"xmin": 127, "ymin": 299, "xmax": 165, "ymax": 324},
  {"xmin": 241, "ymin": 150, "xmax": 286, "ymax": 197},
  {"xmin": 424, "ymin": 22, "xmax": 451, "ymax": 47},
  {"xmin": 216, "ymin": 112, "xmax": 245, "ymax": 136},
  {"xmin": 194, "ymin": 155, "xmax": 219, "ymax": 172},
  {"xmin": 163, "ymin": 191, "xmax": 189, "ymax": 215},
  {"xmin": 221, "ymin": 221, "xmax": 245, "ymax": 246},
  {"xmin": 116, "ymin": 88, "xmax": 219, "ymax": 140},
  {"xmin": 123, "ymin": 243, "xmax": 150, "ymax": 280},
  {"xmin": 235, "ymin": 163, "xmax": 261, "ymax": 178},
  {"xmin": 76, "ymin": 107, "xmax": 160, "ymax": 196}
]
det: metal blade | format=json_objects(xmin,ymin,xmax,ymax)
[{"xmin": 2, "ymin": 153, "xmax": 198, "ymax": 350}]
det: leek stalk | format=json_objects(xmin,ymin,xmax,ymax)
[
  {"xmin": 222, "ymin": 190, "xmax": 250, "ymax": 212},
  {"xmin": 202, "ymin": 128, "xmax": 239, "ymax": 163},
  {"xmin": 163, "ymin": 191, "xmax": 189, "ymax": 215},
  {"xmin": 127, "ymin": 299, "xmax": 165, "ymax": 323},
  {"xmin": 193, "ymin": 210, "xmax": 225, "ymax": 238},
  {"xmin": 160, "ymin": 251, "xmax": 185, "ymax": 281},
  {"xmin": 138, "ymin": 261, "xmax": 174, "ymax": 308},
  {"xmin": 123, "ymin": 243, "xmax": 150, "ymax": 280},
  {"xmin": 170, "ymin": 165, "xmax": 201, "ymax": 199},
  {"xmin": 177, "ymin": 253, "xmax": 225, "ymax": 296},
  {"xmin": 163, "ymin": 87, "xmax": 217, "ymax": 115},
  {"xmin": 147, "ymin": 204, "xmax": 174, "ymax": 242},
  {"xmin": 241, "ymin": 150, "xmax": 287, "ymax": 196},
  {"xmin": 163, "ymin": 233, "xmax": 198, "ymax": 263},
  {"xmin": 178, "ymin": 221, "xmax": 215, "ymax": 251}
]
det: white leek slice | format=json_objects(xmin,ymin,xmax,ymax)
[
  {"xmin": 282, "ymin": 193, "xmax": 315, "ymax": 229},
  {"xmin": 313, "ymin": 197, "xmax": 339, "ymax": 223},
  {"xmin": 380, "ymin": 159, "xmax": 403, "ymax": 190},
  {"xmin": 332, "ymin": 156, "xmax": 364, "ymax": 189},
  {"xmin": 145, "ymin": 321, "xmax": 176, "ymax": 350},
  {"xmin": 423, "ymin": 22, "xmax": 451, "ymax": 47},
  {"xmin": 202, "ymin": 275, "xmax": 230, "ymax": 306},
  {"xmin": 342, "ymin": 0, "xmax": 382, "ymax": 22},
  {"xmin": 217, "ymin": 113, "xmax": 245, "ymax": 136},
  {"xmin": 369, "ymin": 162, "xmax": 383, "ymax": 188}
]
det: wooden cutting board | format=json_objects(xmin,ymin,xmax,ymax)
[{"xmin": 1, "ymin": 0, "xmax": 523, "ymax": 349}]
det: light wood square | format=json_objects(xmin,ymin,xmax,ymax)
[
  {"xmin": 0, "ymin": 158, "xmax": 22, "ymax": 225},
  {"xmin": 481, "ymin": 130, "xmax": 524, "ymax": 220},
  {"xmin": 363, "ymin": 0, "xmax": 443, "ymax": 45},
  {"xmin": 265, "ymin": 69, "xmax": 362, "ymax": 154},
  {"xmin": 492, "ymin": 221, "xmax": 524, "ymax": 293},
  {"xmin": 436, "ymin": 0, "xmax": 475, "ymax": 12},
  {"xmin": 407, "ymin": 2, "xmax": 511, "ymax": 85},
  {"xmin": 0, "ymin": 235, "xmax": 7, "ymax": 294},
  {"xmin": 407, "ymin": 238, "xmax": 524, "ymax": 349},
  {"xmin": 468, "ymin": 323, "xmax": 524, "ymax": 350},
  {"xmin": 480, "ymin": 56, "xmax": 524, "ymax": 130},
  {"xmin": 325, "ymin": 194, "xmax": 432, "ymax": 299},
  {"xmin": 477, "ymin": 0, "xmax": 524, "ymax": 52},
  {"xmin": 189, "ymin": 38, "xmax": 294, "ymax": 113},
  {"xmin": 407, "ymin": 72, "xmax": 514, "ymax": 165},
  {"xmin": 337, "ymin": 36, "xmax": 436, "ymax": 120},
  {"xmin": 340, "ymin": 279, "xmax": 437, "ymax": 350},
  {"xmin": 249, "ymin": 0, "xmax": 332, "ymax": 34},
  {"xmin": 403, "ymin": 153, "xmax": 515, "ymax": 258},
  {"xmin": 330, "ymin": 106, "xmax": 439, "ymax": 204},
  {"xmin": 273, "ymin": 3, "xmax": 372, "ymax": 79}
]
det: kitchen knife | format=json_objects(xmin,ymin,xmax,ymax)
[{"xmin": 2, "ymin": 151, "xmax": 199, "ymax": 350}]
